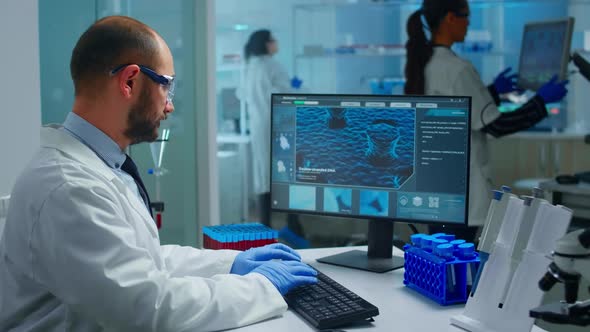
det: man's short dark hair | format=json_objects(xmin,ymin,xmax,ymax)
[{"xmin": 70, "ymin": 16, "xmax": 160, "ymax": 96}]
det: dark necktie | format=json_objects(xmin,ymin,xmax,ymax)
[{"xmin": 121, "ymin": 155, "xmax": 153, "ymax": 217}]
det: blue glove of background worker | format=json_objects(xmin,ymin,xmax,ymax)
[
  {"xmin": 537, "ymin": 75, "xmax": 569, "ymax": 104},
  {"xmin": 230, "ymin": 243, "xmax": 301, "ymax": 275},
  {"xmin": 252, "ymin": 260, "xmax": 318, "ymax": 295},
  {"xmin": 493, "ymin": 67, "xmax": 519, "ymax": 94},
  {"xmin": 291, "ymin": 76, "xmax": 303, "ymax": 89}
]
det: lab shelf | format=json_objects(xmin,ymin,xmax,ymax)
[
  {"xmin": 295, "ymin": 52, "xmax": 406, "ymax": 59},
  {"xmin": 295, "ymin": 50, "xmax": 516, "ymax": 59}
]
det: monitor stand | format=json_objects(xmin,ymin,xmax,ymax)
[{"xmin": 316, "ymin": 219, "xmax": 404, "ymax": 273}]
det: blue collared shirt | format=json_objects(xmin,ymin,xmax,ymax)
[{"xmin": 61, "ymin": 112, "xmax": 145, "ymax": 206}]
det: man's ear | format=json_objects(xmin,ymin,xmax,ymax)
[{"xmin": 118, "ymin": 65, "xmax": 141, "ymax": 99}]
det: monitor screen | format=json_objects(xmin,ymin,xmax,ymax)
[
  {"xmin": 517, "ymin": 17, "xmax": 574, "ymax": 91},
  {"xmin": 270, "ymin": 94, "xmax": 471, "ymax": 272}
]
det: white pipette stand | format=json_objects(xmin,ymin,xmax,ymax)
[{"xmin": 450, "ymin": 187, "xmax": 572, "ymax": 332}]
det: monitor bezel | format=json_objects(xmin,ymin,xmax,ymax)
[
  {"xmin": 517, "ymin": 17, "xmax": 575, "ymax": 91},
  {"xmin": 269, "ymin": 93, "xmax": 472, "ymax": 227}
]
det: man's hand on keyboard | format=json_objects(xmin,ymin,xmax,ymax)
[
  {"xmin": 230, "ymin": 243, "xmax": 302, "ymax": 275},
  {"xmin": 252, "ymin": 261, "xmax": 318, "ymax": 295}
]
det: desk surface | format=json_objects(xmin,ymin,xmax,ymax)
[{"xmin": 236, "ymin": 246, "xmax": 546, "ymax": 332}]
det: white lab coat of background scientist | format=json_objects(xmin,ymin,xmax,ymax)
[
  {"xmin": 239, "ymin": 30, "xmax": 300, "ymax": 196},
  {"xmin": 425, "ymin": 48, "xmax": 498, "ymax": 225}
]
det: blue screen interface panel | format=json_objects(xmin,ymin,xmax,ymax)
[{"xmin": 270, "ymin": 94, "xmax": 471, "ymax": 225}]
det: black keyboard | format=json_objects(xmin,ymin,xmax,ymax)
[{"xmin": 284, "ymin": 268, "xmax": 379, "ymax": 329}]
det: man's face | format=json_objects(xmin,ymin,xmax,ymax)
[
  {"xmin": 124, "ymin": 84, "xmax": 165, "ymax": 144},
  {"xmin": 123, "ymin": 38, "xmax": 175, "ymax": 145}
]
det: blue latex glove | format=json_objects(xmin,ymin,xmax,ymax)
[
  {"xmin": 230, "ymin": 243, "xmax": 301, "ymax": 276},
  {"xmin": 493, "ymin": 67, "xmax": 519, "ymax": 94},
  {"xmin": 290, "ymin": 76, "xmax": 303, "ymax": 89},
  {"xmin": 537, "ymin": 75, "xmax": 569, "ymax": 104},
  {"xmin": 252, "ymin": 260, "xmax": 318, "ymax": 295}
]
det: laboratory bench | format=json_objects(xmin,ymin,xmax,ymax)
[
  {"xmin": 234, "ymin": 246, "xmax": 548, "ymax": 332},
  {"xmin": 493, "ymin": 130, "xmax": 589, "ymax": 194}
]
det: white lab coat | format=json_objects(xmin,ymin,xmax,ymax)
[
  {"xmin": 425, "ymin": 47, "xmax": 501, "ymax": 226},
  {"xmin": 241, "ymin": 55, "xmax": 295, "ymax": 194},
  {"xmin": 0, "ymin": 125, "xmax": 287, "ymax": 332}
]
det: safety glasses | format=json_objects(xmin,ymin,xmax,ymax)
[{"xmin": 111, "ymin": 64, "xmax": 176, "ymax": 104}]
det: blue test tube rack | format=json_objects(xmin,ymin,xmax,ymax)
[
  {"xmin": 202, "ymin": 223, "xmax": 278, "ymax": 250},
  {"xmin": 403, "ymin": 233, "xmax": 480, "ymax": 305}
]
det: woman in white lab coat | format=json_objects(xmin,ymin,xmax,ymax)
[
  {"xmin": 241, "ymin": 30, "xmax": 301, "ymax": 226},
  {"xmin": 405, "ymin": 0, "xmax": 569, "ymax": 238}
]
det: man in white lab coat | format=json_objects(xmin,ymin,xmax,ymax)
[{"xmin": 0, "ymin": 16, "xmax": 316, "ymax": 332}]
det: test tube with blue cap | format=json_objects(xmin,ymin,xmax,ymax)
[
  {"xmin": 457, "ymin": 242, "xmax": 476, "ymax": 259},
  {"xmin": 449, "ymin": 239, "xmax": 466, "ymax": 255},
  {"xmin": 437, "ymin": 233, "xmax": 456, "ymax": 242},
  {"xmin": 421, "ymin": 236, "xmax": 435, "ymax": 253},
  {"xmin": 432, "ymin": 238, "xmax": 449, "ymax": 250},
  {"xmin": 456, "ymin": 242, "xmax": 477, "ymax": 292},
  {"xmin": 434, "ymin": 243, "xmax": 456, "ymax": 294},
  {"xmin": 410, "ymin": 233, "xmax": 426, "ymax": 248}
]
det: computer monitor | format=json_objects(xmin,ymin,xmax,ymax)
[
  {"xmin": 270, "ymin": 94, "xmax": 472, "ymax": 272},
  {"xmin": 517, "ymin": 17, "xmax": 574, "ymax": 91}
]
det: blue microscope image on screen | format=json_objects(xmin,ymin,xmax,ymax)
[
  {"xmin": 323, "ymin": 187, "xmax": 353, "ymax": 214},
  {"xmin": 289, "ymin": 185, "xmax": 316, "ymax": 211},
  {"xmin": 359, "ymin": 190, "xmax": 389, "ymax": 217},
  {"xmin": 295, "ymin": 107, "xmax": 415, "ymax": 189}
]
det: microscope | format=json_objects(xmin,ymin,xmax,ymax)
[
  {"xmin": 529, "ymin": 51, "xmax": 590, "ymax": 326},
  {"xmin": 529, "ymin": 228, "xmax": 590, "ymax": 326}
]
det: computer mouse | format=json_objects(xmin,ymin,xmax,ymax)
[{"xmin": 555, "ymin": 174, "xmax": 579, "ymax": 185}]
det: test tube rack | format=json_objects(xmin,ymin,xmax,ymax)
[
  {"xmin": 203, "ymin": 223, "xmax": 278, "ymax": 250},
  {"xmin": 403, "ymin": 236, "xmax": 480, "ymax": 306}
]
